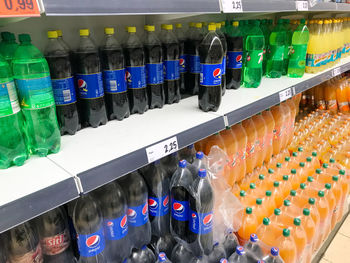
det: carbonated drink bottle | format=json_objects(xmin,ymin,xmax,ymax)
[
  {"xmin": 228, "ymin": 246, "xmax": 248, "ymax": 263},
  {"xmin": 263, "ymin": 247, "xmax": 284, "ymax": 263},
  {"xmin": 231, "ymin": 122, "xmax": 247, "ymax": 182},
  {"xmin": 151, "ymin": 234, "xmax": 176, "ymax": 258},
  {"xmin": 185, "ymin": 23, "xmax": 203, "ymax": 95},
  {"xmin": 161, "ymin": 152, "xmax": 179, "ymax": 179},
  {"xmin": 260, "ymin": 19, "xmax": 270, "ymax": 76},
  {"xmin": 45, "ymin": 30, "xmax": 80, "ymax": 135},
  {"xmin": 188, "ymin": 151, "xmax": 207, "ymax": 179},
  {"xmin": 92, "ymin": 181, "xmax": 131, "ymax": 262},
  {"xmin": 242, "ymin": 20, "xmax": 264, "ymax": 88},
  {"xmin": 171, "ymin": 242, "xmax": 196, "ymax": 263},
  {"xmin": 160, "ymin": 24, "xmax": 180, "ymax": 104},
  {"xmin": 118, "ymin": 171, "xmax": 152, "ymax": 249},
  {"xmin": 282, "ymin": 19, "xmax": 293, "ymax": 76},
  {"xmin": 175, "ymin": 23, "xmax": 187, "ymax": 94},
  {"xmin": 56, "ymin": 30, "xmax": 70, "ymax": 52},
  {"xmin": 244, "ymin": 234, "xmax": 263, "ymax": 262},
  {"xmin": 12, "ymin": 33, "xmax": 61, "ymax": 157},
  {"xmin": 75, "ymin": 29, "xmax": 107, "ymax": 128},
  {"xmin": 242, "ymin": 118, "xmax": 258, "ymax": 174},
  {"xmin": 179, "ymin": 144, "xmax": 196, "ymax": 163},
  {"xmin": 266, "ymin": 19, "xmax": 286, "ymax": 78},
  {"xmin": 198, "ymin": 24, "xmax": 223, "ymax": 112},
  {"xmin": 276, "ymin": 229, "xmax": 296, "ymax": 263},
  {"xmin": 128, "ymin": 246, "xmax": 156, "ymax": 263},
  {"xmin": 37, "ymin": 207, "xmax": 75, "ymax": 263},
  {"xmin": 222, "ymin": 230, "xmax": 239, "ymax": 257},
  {"xmin": 188, "ymin": 169, "xmax": 214, "ymax": 255},
  {"xmin": 170, "ymin": 160, "xmax": 193, "ymax": 241},
  {"xmin": 144, "ymin": 25, "xmax": 164, "ymax": 109},
  {"xmin": 215, "ymin": 22, "xmax": 227, "ymax": 95},
  {"xmin": 6, "ymin": 222, "xmax": 43, "ymax": 263},
  {"xmin": 0, "ymin": 32, "xmax": 17, "ymax": 64},
  {"xmin": 207, "ymin": 242, "xmax": 226, "ymax": 263},
  {"xmin": 125, "ymin": 27, "xmax": 148, "ymax": 114},
  {"xmin": 288, "ymin": 19, "xmax": 309, "ymax": 78},
  {"xmin": 226, "ymin": 21, "xmax": 243, "ymax": 90},
  {"xmin": 156, "ymin": 252, "xmax": 172, "ymax": 263},
  {"xmin": 0, "ymin": 54, "xmax": 27, "ymax": 168},
  {"xmin": 100, "ymin": 27, "xmax": 130, "ymax": 120}
]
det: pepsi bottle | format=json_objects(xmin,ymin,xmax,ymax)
[
  {"xmin": 92, "ymin": 181, "xmax": 131, "ymax": 262},
  {"xmin": 142, "ymin": 160, "xmax": 170, "ymax": 237},
  {"xmin": 222, "ymin": 229, "xmax": 239, "ymax": 257},
  {"xmin": 144, "ymin": 25, "xmax": 164, "ymax": 109},
  {"xmin": 128, "ymin": 246, "xmax": 156, "ymax": 263},
  {"xmin": 170, "ymin": 160, "xmax": 193, "ymax": 241},
  {"xmin": 207, "ymin": 242, "xmax": 226, "ymax": 263},
  {"xmin": 125, "ymin": 27, "xmax": 148, "ymax": 114},
  {"xmin": 45, "ymin": 30, "xmax": 80, "ymax": 135},
  {"xmin": 175, "ymin": 23, "xmax": 187, "ymax": 95},
  {"xmin": 178, "ymin": 144, "xmax": 196, "ymax": 163},
  {"xmin": 160, "ymin": 24, "xmax": 180, "ymax": 104},
  {"xmin": 188, "ymin": 151, "xmax": 207, "ymax": 179},
  {"xmin": 215, "ymin": 23, "xmax": 227, "ymax": 96},
  {"xmin": 73, "ymin": 194, "xmax": 106, "ymax": 263},
  {"xmin": 118, "ymin": 171, "xmax": 152, "ymax": 249},
  {"xmin": 188, "ymin": 169, "xmax": 214, "ymax": 256},
  {"xmin": 156, "ymin": 252, "xmax": 172, "ymax": 263},
  {"xmin": 199, "ymin": 24, "xmax": 223, "ymax": 112},
  {"xmin": 75, "ymin": 29, "xmax": 107, "ymax": 128},
  {"xmin": 161, "ymin": 152, "xmax": 179, "ymax": 179},
  {"xmin": 171, "ymin": 242, "xmax": 197, "ymax": 263},
  {"xmin": 37, "ymin": 207, "xmax": 75, "ymax": 263},
  {"xmin": 151, "ymin": 234, "xmax": 176, "ymax": 258},
  {"xmin": 100, "ymin": 27, "xmax": 130, "ymax": 121},
  {"xmin": 185, "ymin": 23, "xmax": 203, "ymax": 95}
]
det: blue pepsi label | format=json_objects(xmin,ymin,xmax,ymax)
[
  {"xmin": 227, "ymin": 51, "xmax": 243, "ymax": 69},
  {"xmin": 51, "ymin": 77, "xmax": 77, "ymax": 105},
  {"xmin": 77, "ymin": 227, "xmax": 105, "ymax": 258},
  {"xmin": 146, "ymin": 63, "xmax": 163, "ymax": 85},
  {"xmin": 188, "ymin": 55, "xmax": 200, "ymax": 74},
  {"xmin": 76, "ymin": 73, "xmax": 104, "ymax": 99},
  {"xmin": 127, "ymin": 202, "xmax": 149, "ymax": 227},
  {"xmin": 222, "ymin": 56, "xmax": 226, "ymax": 75},
  {"xmin": 163, "ymin": 60, "xmax": 180, "ymax": 81},
  {"xmin": 148, "ymin": 194, "xmax": 170, "ymax": 217},
  {"xmin": 179, "ymin": 55, "xmax": 187, "ymax": 73},
  {"xmin": 103, "ymin": 214, "xmax": 128, "ymax": 240},
  {"xmin": 171, "ymin": 199, "xmax": 188, "ymax": 221},
  {"xmin": 189, "ymin": 210, "xmax": 213, "ymax": 234},
  {"xmin": 103, "ymin": 69, "xmax": 127, "ymax": 93},
  {"xmin": 200, "ymin": 63, "xmax": 222, "ymax": 86},
  {"xmin": 126, "ymin": 66, "xmax": 146, "ymax": 89}
]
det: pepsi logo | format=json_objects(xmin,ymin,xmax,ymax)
[
  {"xmin": 127, "ymin": 209, "xmax": 137, "ymax": 220},
  {"xmin": 142, "ymin": 203, "xmax": 148, "ymax": 215},
  {"xmin": 236, "ymin": 55, "xmax": 242, "ymax": 63},
  {"xmin": 220, "ymin": 259, "xmax": 228, "ymax": 263},
  {"xmin": 148, "ymin": 198, "xmax": 158, "ymax": 210},
  {"xmin": 120, "ymin": 215, "xmax": 127, "ymax": 228},
  {"xmin": 78, "ymin": 79, "xmax": 87, "ymax": 92},
  {"xmin": 192, "ymin": 213, "xmax": 197, "ymax": 219},
  {"xmin": 86, "ymin": 235, "xmax": 100, "ymax": 248},
  {"xmin": 213, "ymin": 68, "xmax": 221, "ymax": 78},
  {"xmin": 163, "ymin": 195, "xmax": 169, "ymax": 207},
  {"xmin": 247, "ymin": 55, "xmax": 251, "ymax": 62},
  {"xmin": 173, "ymin": 203, "xmax": 184, "ymax": 214},
  {"xmin": 179, "ymin": 58, "xmax": 185, "ymax": 66},
  {"xmin": 203, "ymin": 214, "xmax": 213, "ymax": 226},
  {"xmin": 159, "ymin": 252, "xmax": 166, "ymax": 259},
  {"xmin": 107, "ymin": 221, "xmax": 114, "ymax": 227},
  {"xmin": 126, "ymin": 71, "xmax": 131, "ymax": 82}
]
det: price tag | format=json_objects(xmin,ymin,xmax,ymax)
[
  {"xmin": 146, "ymin": 136, "xmax": 178, "ymax": 163},
  {"xmin": 279, "ymin": 88, "xmax": 292, "ymax": 102},
  {"xmin": 309, "ymin": 0, "xmax": 318, "ymax": 8},
  {"xmin": 0, "ymin": 0, "xmax": 40, "ymax": 17},
  {"xmin": 332, "ymin": 67, "xmax": 341, "ymax": 77},
  {"xmin": 296, "ymin": 1, "xmax": 308, "ymax": 11},
  {"xmin": 221, "ymin": 0, "xmax": 243, "ymax": 13}
]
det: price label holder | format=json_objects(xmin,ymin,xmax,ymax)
[
  {"xmin": 296, "ymin": 1, "xmax": 308, "ymax": 11},
  {"xmin": 279, "ymin": 88, "xmax": 292, "ymax": 102},
  {"xmin": 309, "ymin": 0, "xmax": 318, "ymax": 8},
  {"xmin": 146, "ymin": 136, "xmax": 178, "ymax": 163},
  {"xmin": 221, "ymin": 0, "xmax": 243, "ymax": 13},
  {"xmin": 0, "ymin": 0, "xmax": 40, "ymax": 17},
  {"xmin": 332, "ymin": 67, "xmax": 341, "ymax": 77}
]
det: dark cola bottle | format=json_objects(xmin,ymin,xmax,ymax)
[
  {"xmin": 75, "ymin": 29, "xmax": 107, "ymax": 128},
  {"xmin": 144, "ymin": 25, "xmax": 164, "ymax": 109},
  {"xmin": 175, "ymin": 23, "xmax": 187, "ymax": 95},
  {"xmin": 198, "ymin": 24, "xmax": 223, "ymax": 112},
  {"xmin": 100, "ymin": 27, "xmax": 130, "ymax": 121},
  {"xmin": 185, "ymin": 23, "xmax": 203, "ymax": 95},
  {"xmin": 44, "ymin": 30, "xmax": 80, "ymax": 135},
  {"xmin": 124, "ymin": 26, "xmax": 148, "ymax": 114},
  {"xmin": 215, "ymin": 23, "xmax": 227, "ymax": 96},
  {"xmin": 160, "ymin": 24, "xmax": 181, "ymax": 104},
  {"xmin": 37, "ymin": 207, "xmax": 75, "ymax": 262}
]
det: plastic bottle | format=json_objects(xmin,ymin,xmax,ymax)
[
  {"xmin": 215, "ymin": 22, "xmax": 227, "ymax": 95},
  {"xmin": 160, "ymin": 24, "xmax": 180, "ymax": 104},
  {"xmin": 336, "ymin": 77, "xmax": 350, "ymax": 113},
  {"xmin": 171, "ymin": 242, "xmax": 196, "ymax": 263},
  {"xmin": 243, "ymin": 20, "xmax": 264, "ymax": 88},
  {"xmin": 244, "ymin": 233, "xmax": 263, "ymax": 261},
  {"xmin": 300, "ymin": 208, "xmax": 316, "ymax": 262},
  {"xmin": 223, "ymin": 230, "xmax": 239, "ymax": 257},
  {"xmin": 290, "ymin": 218, "xmax": 307, "ymax": 260},
  {"xmin": 271, "ymin": 181, "xmax": 284, "ymax": 208},
  {"xmin": 242, "ymin": 118, "xmax": 258, "ymax": 174},
  {"xmin": 260, "ymin": 19, "xmax": 270, "ymax": 76},
  {"xmin": 0, "ymin": 32, "xmax": 17, "ymax": 65},
  {"xmin": 45, "ymin": 30, "xmax": 80, "ymax": 135},
  {"xmin": 156, "ymin": 252, "xmax": 172, "ymax": 263},
  {"xmin": 128, "ymin": 245, "xmax": 156, "ymax": 263},
  {"xmin": 207, "ymin": 242, "xmax": 227, "ymax": 263},
  {"xmin": 220, "ymin": 127, "xmax": 238, "ymax": 185},
  {"xmin": 204, "ymin": 132, "xmax": 226, "ymax": 155},
  {"xmin": 125, "ymin": 27, "xmax": 148, "ymax": 114},
  {"xmin": 306, "ymin": 20, "xmax": 324, "ymax": 73},
  {"xmin": 228, "ymin": 246, "xmax": 248, "ymax": 263},
  {"xmin": 252, "ymin": 113, "xmax": 267, "ymax": 168},
  {"xmin": 226, "ymin": 21, "xmax": 243, "ymax": 90},
  {"xmin": 282, "ymin": 19, "xmax": 293, "ymax": 76},
  {"xmin": 175, "ymin": 23, "xmax": 187, "ymax": 94},
  {"xmin": 262, "ymin": 109, "xmax": 275, "ymax": 163},
  {"xmin": 237, "ymin": 207, "xmax": 258, "ymax": 245},
  {"xmin": 276, "ymin": 229, "xmax": 296, "ymax": 263},
  {"xmin": 271, "ymin": 104, "xmax": 286, "ymax": 155},
  {"xmin": 263, "ymin": 247, "xmax": 284, "ymax": 263},
  {"xmin": 266, "ymin": 19, "xmax": 286, "ymax": 78},
  {"xmin": 198, "ymin": 24, "xmax": 223, "ymax": 112},
  {"xmin": 12, "ymin": 33, "xmax": 61, "ymax": 156},
  {"xmin": 231, "ymin": 122, "xmax": 247, "ymax": 182},
  {"xmin": 324, "ymin": 81, "xmax": 338, "ymax": 113}
]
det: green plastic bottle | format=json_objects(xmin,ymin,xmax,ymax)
[
  {"xmin": 0, "ymin": 33, "xmax": 18, "ymax": 65},
  {"xmin": 12, "ymin": 34, "xmax": 60, "ymax": 157},
  {"xmin": 0, "ymin": 55, "xmax": 27, "ymax": 168},
  {"xmin": 266, "ymin": 19, "xmax": 286, "ymax": 78},
  {"xmin": 288, "ymin": 19, "xmax": 309, "ymax": 78},
  {"xmin": 282, "ymin": 19, "xmax": 293, "ymax": 75},
  {"xmin": 260, "ymin": 19, "xmax": 271, "ymax": 76}
]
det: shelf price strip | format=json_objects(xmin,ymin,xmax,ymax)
[
  {"xmin": 0, "ymin": 0, "xmax": 40, "ymax": 17},
  {"xmin": 221, "ymin": 0, "xmax": 243, "ymax": 13},
  {"xmin": 279, "ymin": 88, "xmax": 293, "ymax": 103},
  {"xmin": 146, "ymin": 136, "xmax": 178, "ymax": 163},
  {"xmin": 296, "ymin": 0, "xmax": 308, "ymax": 11},
  {"xmin": 332, "ymin": 67, "xmax": 341, "ymax": 77}
]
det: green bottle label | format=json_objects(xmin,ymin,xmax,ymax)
[
  {"xmin": 0, "ymin": 80, "xmax": 20, "ymax": 117},
  {"xmin": 269, "ymin": 45, "xmax": 284, "ymax": 61},
  {"xmin": 15, "ymin": 76, "xmax": 55, "ymax": 109},
  {"xmin": 289, "ymin": 44, "xmax": 308, "ymax": 69},
  {"xmin": 246, "ymin": 50, "xmax": 264, "ymax": 69}
]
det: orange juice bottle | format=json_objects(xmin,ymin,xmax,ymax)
[
  {"xmin": 271, "ymin": 104, "xmax": 286, "ymax": 155},
  {"xmin": 239, "ymin": 190, "xmax": 255, "ymax": 206},
  {"xmin": 324, "ymin": 183, "xmax": 337, "ymax": 229},
  {"xmin": 253, "ymin": 198, "xmax": 268, "ymax": 225},
  {"xmin": 264, "ymin": 190, "xmax": 277, "ymax": 216},
  {"xmin": 256, "ymin": 174, "xmax": 274, "ymax": 192},
  {"xmin": 220, "ymin": 127, "xmax": 238, "ymax": 186},
  {"xmin": 204, "ymin": 133, "xmax": 226, "ymax": 155},
  {"xmin": 324, "ymin": 83, "xmax": 338, "ymax": 114},
  {"xmin": 256, "ymin": 218, "xmax": 277, "ymax": 250},
  {"xmin": 280, "ymin": 102, "xmax": 291, "ymax": 150},
  {"xmin": 231, "ymin": 122, "xmax": 248, "ymax": 182},
  {"xmin": 315, "ymin": 82, "xmax": 326, "ymax": 110},
  {"xmin": 280, "ymin": 175, "xmax": 293, "ymax": 198},
  {"xmin": 262, "ymin": 109, "xmax": 275, "ymax": 163},
  {"xmin": 238, "ymin": 207, "xmax": 258, "ymax": 245},
  {"xmin": 311, "ymin": 151, "xmax": 321, "ymax": 169},
  {"xmin": 290, "ymin": 218, "xmax": 307, "ymax": 260},
  {"xmin": 336, "ymin": 77, "xmax": 350, "ymax": 113},
  {"xmin": 285, "ymin": 99, "xmax": 297, "ymax": 146},
  {"xmin": 274, "ymin": 163, "xmax": 290, "ymax": 179},
  {"xmin": 271, "ymin": 181, "xmax": 284, "ymax": 208},
  {"xmin": 289, "ymin": 169, "xmax": 300, "ymax": 190},
  {"xmin": 297, "ymin": 162, "xmax": 309, "ymax": 183},
  {"xmin": 316, "ymin": 190, "xmax": 330, "ymax": 242},
  {"xmin": 242, "ymin": 118, "xmax": 258, "ymax": 174},
  {"xmin": 338, "ymin": 169, "xmax": 349, "ymax": 202},
  {"xmin": 301, "ymin": 208, "xmax": 316, "ymax": 248},
  {"xmin": 305, "ymin": 197, "xmax": 321, "ymax": 251},
  {"xmin": 247, "ymin": 183, "xmax": 264, "ymax": 198},
  {"xmin": 330, "ymin": 176, "xmax": 343, "ymax": 225},
  {"xmin": 280, "ymin": 199, "xmax": 300, "ymax": 218},
  {"xmin": 277, "ymin": 229, "xmax": 297, "ymax": 263},
  {"xmin": 252, "ymin": 113, "xmax": 267, "ymax": 168},
  {"xmin": 290, "ymin": 190, "xmax": 309, "ymax": 209}
]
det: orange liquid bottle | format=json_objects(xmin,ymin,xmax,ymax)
[
  {"xmin": 290, "ymin": 218, "xmax": 307, "ymax": 261},
  {"xmin": 253, "ymin": 198, "xmax": 268, "ymax": 225},
  {"xmin": 305, "ymin": 197, "xmax": 321, "ymax": 251},
  {"xmin": 242, "ymin": 118, "xmax": 258, "ymax": 174},
  {"xmin": 238, "ymin": 190, "xmax": 255, "ymax": 207},
  {"xmin": 277, "ymin": 229, "xmax": 297, "ymax": 263},
  {"xmin": 290, "ymin": 169, "xmax": 300, "ymax": 189},
  {"xmin": 338, "ymin": 170, "xmax": 349, "ymax": 213},
  {"xmin": 231, "ymin": 123, "xmax": 248, "ymax": 182},
  {"xmin": 280, "ymin": 175, "xmax": 293, "ymax": 198},
  {"xmin": 271, "ymin": 104, "xmax": 286, "ymax": 155},
  {"xmin": 279, "ymin": 102, "xmax": 291, "ymax": 150},
  {"xmin": 255, "ymin": 174, "xmax": 274, "ymax": 192},
  {"xmin": 264, "ymin": 190, "xmax": 277, "ymax": 216},
  {"xmin": 301, "ymin": 208, "xmax": 316, "ymax": 253},
  {"xmin": 271, "ymin": 181, "xmax": 284, "ymax": 208},
  {"xmin": 336, "ymin": 77, "xmax": 350, "ymax": 113},
  {"xmin": 237, "ymin": 207, "xmax": 258, "ymax": 245},
  {"xmin": 324, "ymin": 183, "xmax": 337, "ymax": 229},
  {"xmin": 262, "ymin": 109, "xmax": 275, "ymax": 163},
  {"xmin": 324, "ymin": 83, "xmax": 338, "ymax": 114},
  {"xmin": 315, "ymin": 190, "xmax": 331, "ymax": 242},
  {"xmin": 220, "ymin": 127, "xmax": 238, "ymax": 186},
  {"xmin": 256, "ymin": 218, "xmax": 278, "ymax": 251},
  {"xmin": 252, "ymin": 113, "xmax": 267, "ymax": 168},
  {"xmin": 204, "ymin": 133, "xmax": 226, "ymax": 155}
]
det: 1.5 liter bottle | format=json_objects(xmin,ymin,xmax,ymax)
[{"xmin": 12, "ymin": 34, "xmax": 60, "ymax": 157}]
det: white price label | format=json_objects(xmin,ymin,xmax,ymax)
[
  {"xmin": 333, "ymin": 67, "xmax": 341, "ymax": 77},
  {"xmin": 146, "ymin": 136, "xmax": 178, "ymax": 163},
  {"xmin": 309, "ymin": 0, "xmax": 318, "ymax": 8},
  {"xmin": 279, "ymin": 88, "xmax": 292, "ymax": 102},
  {"xmin": 296, "ymin": 1, "xmax": 308, "ymax": 11},
  {"xmin": 221, "ymin": 0, "xmax": 243, "ymax": 13}
]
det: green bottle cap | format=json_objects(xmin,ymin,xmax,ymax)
[
  {"xmin": 256, "ymin": 198, "xmax": 263, "ymax": 205},
  {"xmin": 307, "ymin": 176, "xmax": 314, "ymax": 182},
  {"xmin": 339, "ymin": 169, "xmax": 346, "ymax": 175},
  {"xmin": 283, "ymin": 228, "xmax": 290, "ymax": 237},
  {"xmin": 19, "ymin": 33, "xmax": 31, "ymax": 43},
  {"xmin": 316, "ymin": 169, "xmax": 322, "ymax": 174},
  {"xmin": 274, "ymin": 208, "xmax": 281, "ymax": 215},
  {"xmin": 291, "ymin": 169, "xmax": 297, "ymax": 174},
  {"xmin": 284, "ymin": 199, "xmax": 291, "ymax": 206},
  {"xmin": 292, "ymin": 152, "xmax": 298, "ymax": 157},
  {"xmin": 250, "ymin": 183, "xmax": 256, "ymax": 189},
  {"xmin": 240, "ymin": 190, "xmax": 246, "ymax": 197},
  {"xmin": 268, "ymin": 168, "xmax": 274, "ymax": 174},
  {"xmin": 312, "ymin": 151, "xmax": 317, "ymax": 157},
  {"xmin": 298, "ymin": 147, "xmax": 304, "ymax": 152},
  {"xmin": 259, "ymin": 174, "xmax": 265, "ymax": 180},
  {"xmin": 290, "ymin": 190, "xmax": 297, "ymax": 196},
  {"xmin": 325, "ymin": 183, "xmax": 331, "ymax": 190},
  {"xmin": 246, "ymin": 207, "xmax": 253, "ymax": 214},
  {"xmin": 276, "ymin": 163, "xmax": 282, "ymax": 168},
  {"xmin": 300, "ymin": 18, "xmax": 306, "ymax": 24},
  {"xmin": 263, "ymin": 217, "xmax": 270, "ymax": 225},
  {"xmin": 329, "ymin": 158, "xmax": 335, "ymax": 163},
  {"xmin": 285, "ymin": 157, "xmax": 291, "ymax": 162},
  {"xmin": 303, "ymin": 208, "xmax": 310, "ymax": 216},
  {"xmin": 318, "ymin": 191, "xmax": 325, "ymax": 197},
  {"xmin": 274, "ymin": 181, "xmax": 280, "ymax": 187},
  {"xmin": 323, "ymin": 163, "xmax": 329, "ymax": 169},
  {"xmin": 309, "ymin": 198, "xmax": 315, "ymax": 205},
  {"xmin": 294, "ymin": 218, "xmax": 301, "ymax": 226},
  {"xmin": 300, "ymin": 183, "xmax": 307, "ymax": 190},
  {"xmin": 299, "ymin": 162, "xmax": 305, "ymax": 167},
  {"xmin": 332, "ymin": 176, "xmax": 339, "ymax": 182},
  {"xmin": 306, "ymin": 157, "xmax": 312, "ymax": 162},
  {"xmin": 283, "ymin": 175, "xmax": 289, "ymax": 181},
  {"xmin": 266, "ymin": 190, "xmax": 272, "ymax": 197}
]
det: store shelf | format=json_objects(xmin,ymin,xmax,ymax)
[
  {"xmin": 240, "ymin": 0, "xmax": 297, "ymax": 13},
  {"xmin": 217, "ymin": 56, "xmax": 350, "ymax": 126},
  {"xmin": 0, "ymin": 157, "xmax": 79, "ymax": 234}
]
